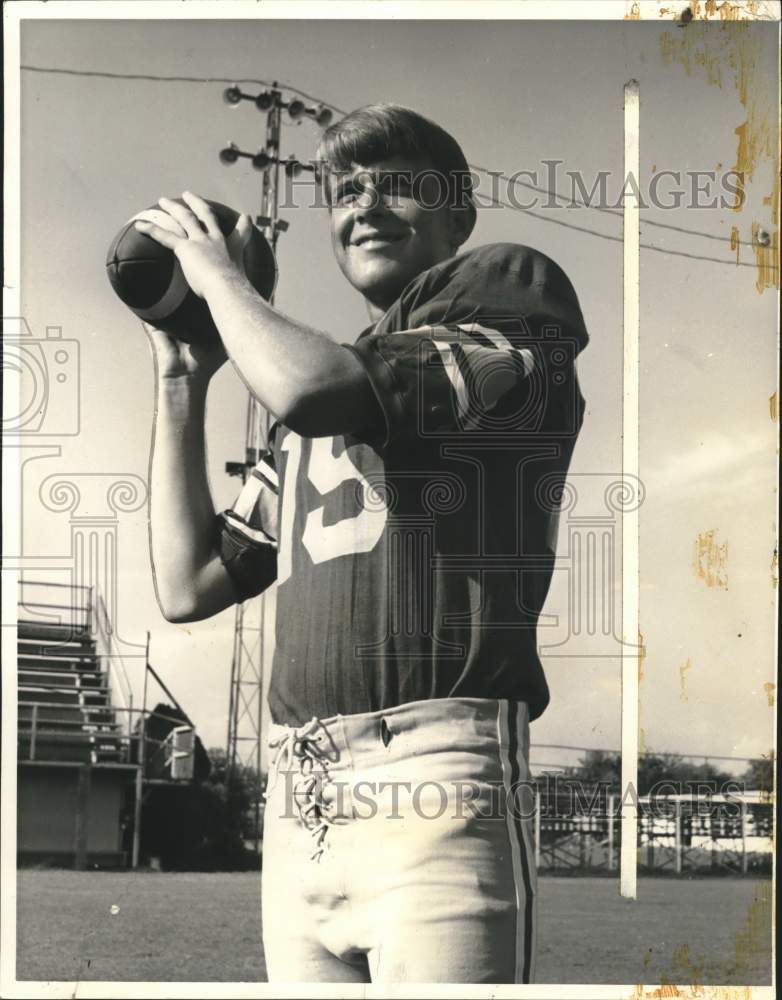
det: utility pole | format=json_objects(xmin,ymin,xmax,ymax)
[{"xmin": 220, "ymin": 83, "xmax": 332, "ymax": 852}]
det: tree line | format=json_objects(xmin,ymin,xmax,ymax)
[{"xmin": 559, "ymin": 748, "xmax": 774, "ymax": 795}]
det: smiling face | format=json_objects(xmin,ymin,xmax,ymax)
[{"xmin": 327, "ymin": 155, "xmax": 473, "ymax": 317}]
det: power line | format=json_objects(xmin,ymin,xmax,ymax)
[
  {"xmin": 19, "ymin": 64, "xmax": 345, "ymax": 112},
  {"xmin": 484, "ymin": 194, "xmax": 768, "ymax": 270},
  {"xmin": 18, "ymin": 63, "xmax": 777, "ymax": 270},
  {"xmin": 19, "ymin": 64, "xmax": 748, "ymax": 244},
  {"xmin": 472, "ymin": 162, "xmax": 758, "ymax": 248}
]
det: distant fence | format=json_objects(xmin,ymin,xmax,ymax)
[{"xmin": 534, "ymin": 788, "xmax": 772, "ymax": 875}]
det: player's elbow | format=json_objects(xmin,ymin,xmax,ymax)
[
  {"xmin": 159, "ymin": 602, "xmax": 203, "ymax": 624},
  {"xmin": 155, "ymin": 574, "xmax": 228, "ymax": 624},
  {"xmin": 156, "ymin": 591, "xmax": 209, "ymax": 624}
]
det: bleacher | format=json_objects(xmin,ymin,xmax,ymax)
[
  {"xmin": 16, "ymin": 579, "xmax": 202, "ymax": 869},
  {"xmin": 17, "ymin": 587, "xmax": 130, "ymax": 767}
]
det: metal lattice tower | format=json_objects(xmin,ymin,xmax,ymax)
[{"xmin": 222, "ymin": 85, "xmax": 330, "ymax": 849}]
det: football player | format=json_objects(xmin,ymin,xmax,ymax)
[{"xmin": 138, "ymin": 103, "xmax": 588, "ymax": 984}]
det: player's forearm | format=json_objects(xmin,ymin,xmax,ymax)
[
  {"xmin": 149, "ymin": 376, "xmax": 222, "ymax": 620},
  {"xmin": 203, "ymin": 271, "xmax": 376, "ymax": 436}
]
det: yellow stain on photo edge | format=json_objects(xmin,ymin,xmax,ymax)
[{"xmin": 658, "ymin": 10, "xmax": 779, "ymax": 292}]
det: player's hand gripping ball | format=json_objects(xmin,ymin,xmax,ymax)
[{"xmin": 105, "ymin": 198, "xmax": 277, "ymax": 344}]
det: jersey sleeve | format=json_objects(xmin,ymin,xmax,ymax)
[
  {"xmin": 346, "ymin": 243, "xmax": 589, "ymax": 449},
  {"xmin": 214, "ymin": 444, "xmax": 279, "ymax": 602}
]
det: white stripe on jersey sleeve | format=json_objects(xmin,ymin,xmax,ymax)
[
  {"xmin": 429, "ymin": 323, "xmax": 536, "ymax": 425},
  {"xmin": 456, "ymin": 322, "xmax": 536, "ymax": 376},
  {"xmin": 395, "ymin": 323, "xmax": 535, "ymax": 377},
  {"xmin": 457, "ymin": 321, "xmax": 513, "ymax": 351},
  {"xmin": 254, "ymin": 456, "xmax": 279, "ymax": 489},
  {"xmin": 222, "ymin": 509, "xmax": 277, "ymax": 548},
  {"xmin": 431, "ymin": 340, "xmax": 471, "ymax": 422},
  {"xmin": 229, "ymin": 455, "xmax": 278, "ymax": 533}
]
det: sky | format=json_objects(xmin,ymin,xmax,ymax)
[{"xmin": 6, "ymin": 11, "xmax": 779, "ymax": 769}]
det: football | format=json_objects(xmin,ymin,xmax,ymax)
[{"xmin": 105, "ymin": 199, "xmax": 277, "ymax": 344}]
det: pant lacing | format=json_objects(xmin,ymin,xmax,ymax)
[{"xmin": 266, "ymin": 717, "xmax": 336, "ymax": 862}]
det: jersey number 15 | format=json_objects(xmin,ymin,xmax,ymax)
[{"xmin": 277, "ymin": 434, "xmax": 388, "ymax": 584}]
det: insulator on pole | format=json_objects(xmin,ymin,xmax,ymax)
[
  {"xmin": 223, "ymin": 86, "xmax": 242, "ymax": 106},
  {"xmin": 252, "ymin": 151, "xmax": 272, "ymax": 170},
  {"xmin": 219, "ymin": 143, "xmax": 240, "ymax": 165},
  {"xmin": 255, "ymin": 91, "xmax": 274, "ymax": 111},
  {"xmin": 315, "ymin": 107, "xmax": 333, "ymax": 128},
  {"xmin": 287, "ymin": 99, "xmax": 306, "ymax": 121}
]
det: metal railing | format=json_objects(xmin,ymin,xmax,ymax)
[
  {"xmin": 92, "ymin": 592, "xmax": 134, "ymax": 733},
  {"xmin": 18, "ymin": 578, "xmax": 93, "ymax": 632},
  {"xmin": 17, "ymin": 702, "xmax": 191, "ymax": 768},
  {"xmin": 17, "ymin": 579, "xmax": 175, "ymax": 769},
  {"xmin": 18, "ymin": 579, "xmax": 136, "ymax": 743}
]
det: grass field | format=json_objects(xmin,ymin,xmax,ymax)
[{"xmin": 15, "ymin": 870, "xmax": 772, "ymax": 985}]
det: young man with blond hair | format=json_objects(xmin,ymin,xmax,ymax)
[{"xmin": 139, "ymin": 103, "xmax": 588, "ymax": 984}]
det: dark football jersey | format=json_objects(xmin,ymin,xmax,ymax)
[{"xmin": 216, "ymin": 243, "xmax": 588, "ymax": 727}]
